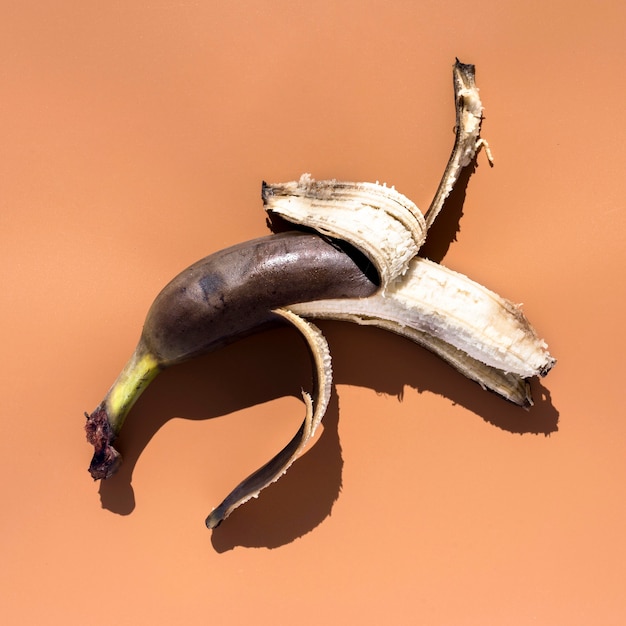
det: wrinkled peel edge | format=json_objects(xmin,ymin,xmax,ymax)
[{"xmin": 205, "ymin": 308, "xmax": 332, "ymax": 529}]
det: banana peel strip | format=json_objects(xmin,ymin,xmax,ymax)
[
  {"xmin": 425, "ymin": 59, "xmax": 492, "ymax": 229},
  {"xmin": 290, "ymin": 258, "xmax": 555, "ymax": 380},
  {"xmin": 290, "ymin": 301, "xmax": 534, "ymax": 407},
  {"xmin": 263, "ymin": 175, "xmax": 426, "ymax": 286},
  {"xmin": 205, "ymin": 308, "xmax": 332, "ymax": 528}
]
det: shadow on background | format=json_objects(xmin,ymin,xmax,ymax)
[
  {"xmin": 419, "ymin": 149, "xmax": 477, "ymax": 263},
  {"xmin": 97, "ymin": 320, "xmax": 559, "ymax": 551},
  {"xmin": 96, "ymin": 153, "xmax": 559, "ymax": 550}
]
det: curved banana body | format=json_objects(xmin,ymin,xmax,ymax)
[
  {"xmin": 86, "ymin": 232, "xmax": 377, "ymax": 480},
  {"xmin": 85, "ymin": 60, "xmax": 555, "ymax": 530}
]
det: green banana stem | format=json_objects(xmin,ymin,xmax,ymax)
[{"xmin": 85, "ymin": 344, "xmax": 161, "ymax": 479}]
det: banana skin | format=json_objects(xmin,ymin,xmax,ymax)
[{"xmin": 85, "ymin": 231, "xmax": 378, "ymax": 480}]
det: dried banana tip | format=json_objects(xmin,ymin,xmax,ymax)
[{"xmin": 85, "ymin": 405, "xmax": 122, "ymax": 479}]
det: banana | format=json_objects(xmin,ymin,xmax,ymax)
[
  {"xmin": 86, "ymin": 232, "xmax": 377, "ymax": 480},
  {"xmin": 85, "ymin": 59, "xmax": 555, "ymax": 530}
]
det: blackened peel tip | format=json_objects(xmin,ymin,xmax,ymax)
[
  {"xmin": 206, "ymin": 511, "xmax": 223, "ymax": 530},
  {"xmin": 454, "ymin": 58, "xmax": 475, "ymax": 74},
  {"xmin": 261, "ymin": 180, "xmax": 272, "ymax": 204},
  {"xmin": 540, "ymin": 358, "xmax": 557, "ymax": 378}
]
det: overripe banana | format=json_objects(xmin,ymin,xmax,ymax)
[
  {"xmin": 85, "ymin": 60, "xmax": 555, "ymax": 530},
  {"xmin": 86, "ymin": 232, "xmax": 377, "ymax": 480}
]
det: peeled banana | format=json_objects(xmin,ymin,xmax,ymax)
[{"xmin": 85, "ymin": 60, "xmax": 555, "ymax": 530}]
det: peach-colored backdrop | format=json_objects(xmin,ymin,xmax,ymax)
[{"xmin": 2, "ymin": 1, "xmax": 624, "ymax": 624}]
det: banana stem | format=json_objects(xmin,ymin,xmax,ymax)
[{"xmin": 85, "ymin": 344, "xmax": 161, "ymax": 479}]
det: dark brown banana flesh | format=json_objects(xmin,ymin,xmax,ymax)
[{"xmin": 85, "ymin": 231, "xmax": 378, "ymax": 480}]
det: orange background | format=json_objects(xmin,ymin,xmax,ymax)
[{"xmin": 1, "ymin": 1, "xmax": 625, "ymax": 624}]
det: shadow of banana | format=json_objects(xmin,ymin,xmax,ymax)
[{"xmin": 96, "ymin": 320, "xmax": 558, "ymax": 551}]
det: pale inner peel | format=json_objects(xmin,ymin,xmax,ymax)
[
  {"xmin": 205, "ymin": 308, "xmax": 333, "ymax": 529},
  {"xmin": 264, "ymin": 174, "xmax": 426, "ymax": 286},
  {"xmin": 290, "ymin": 257, "xmax": 555, "ymax": 380}
]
